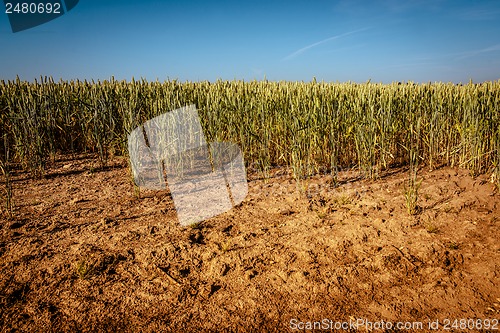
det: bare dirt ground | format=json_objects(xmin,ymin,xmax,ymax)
[{"xmin": 1, "ymin": 154, "xmax": 499, "ymax": 332}]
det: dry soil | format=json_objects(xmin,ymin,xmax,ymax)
[{"xmin": 1, "ymin": 154, "xmax": 499, "ymax": 332}]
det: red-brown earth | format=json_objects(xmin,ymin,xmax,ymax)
[{"xmin": 1, "ymin": 154, "xmax": 499, "ymax": 332}]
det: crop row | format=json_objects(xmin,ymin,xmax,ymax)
[{"xmin": 0, "ymin": 77, "xmax": 499, "ymax": 185}]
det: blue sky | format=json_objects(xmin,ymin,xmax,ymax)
[{"xmin": 1, "ymin": 0, "xmax": 499, "ymax": 83}]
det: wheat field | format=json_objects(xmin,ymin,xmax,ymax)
[{"xmin": 1, "ymin": 78, "xmax": 499, "ymax": 184}]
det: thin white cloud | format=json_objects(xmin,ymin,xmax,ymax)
[
  {"xmin": 282, "ymin": 28, "xmax": 370, "ymax": 61},
  {"xmin": 454, "ymin": 8, "xmax": 500, "ymax": 21},
  {"xmin": 381, "ymin": 0, "xmax": 446, "ymax": 13},
  {"xmin": 454, "ymin": 44, "xmax": 500, "ymax": 60},
  {"xmin": 398, "ymin": 44, "xmax": 500, "ymax": 64}
]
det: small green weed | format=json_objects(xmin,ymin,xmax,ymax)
[
  {"xmin": 189, "ymin": 222, "xmax": 202, "ymax": 230},
  {"xmin": 75, "ymin": 259, "xmax": 93, "ymax": 279},
  {"xmin": 425, "ymin": 223, "xmax": 439, "ymax": 234},
  {"xmin": 219, "ymin": 240, "xmax": 232, "ymax": 252}
]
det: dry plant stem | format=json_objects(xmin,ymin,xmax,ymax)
[
  {"xmin": 405, "ymin": 116, "xmax": 421, "ymax": 216},
  {"xmin": 0, "ymin": 132, "xmax": 13, "ymax": 217}
]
